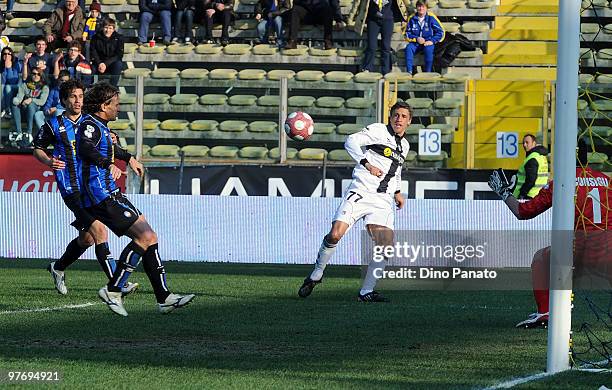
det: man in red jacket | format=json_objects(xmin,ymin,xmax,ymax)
[{"xmin": 488, "ymin": 142, "xmax": 611, "ymax": 328}]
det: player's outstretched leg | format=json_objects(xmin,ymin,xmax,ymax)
[
  {"xmin": 47, "ymin": 234, "xmax": 92, "ymax": 294},
  {"xmin": 141, "ymin": 242, "xmax": 195, "ymax": 314},
  {"xmin": 358, "ymin": 224, "xmax": 392, "ymax": 303},
  {"xmin": 298, "ymin": 221, "xmax": 349, "ymax": 298},
  {"xmin": 516, "ymin": 247, "xmax": 550, "ymax": 328}
]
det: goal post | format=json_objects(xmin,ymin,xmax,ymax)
[{"xmin": 547, "ymin": 0, "xmax": 581, "ymax": 374}]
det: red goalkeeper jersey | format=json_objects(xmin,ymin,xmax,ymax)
[{"xmin": 518, "ymin": 167, "xmax": 611, "ymax": 231}]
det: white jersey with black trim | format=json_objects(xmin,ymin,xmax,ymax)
[{"xmin": 344, "ymin": 122, "xmax": 410, "ymax": 196}]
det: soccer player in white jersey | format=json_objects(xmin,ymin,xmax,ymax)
[{"xmin": 298, "ymin": 101, "xmax": 412, "ymax": 302}]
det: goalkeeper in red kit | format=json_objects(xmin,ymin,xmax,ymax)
[{"xmin": 488, "ymin": 141, "xmax": 611, "ymax": 328}]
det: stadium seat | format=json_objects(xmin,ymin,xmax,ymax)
[
  {"xmin": 580, "ymin": 74, "xmax": 596, "ymax": 84},
  {"xmin": 345, "ymin": 97, "xmax": 374, "ymax": 109},
  {"xmin": 385, "ymin": 72, "xmax": 412, "ymax": 83},
  {"xmin": 149, "ymin": 145, "xmax": 180, "ymax": 157},
  {"xmin": 338, "ymin": 48, "xmax": 363, "ymax": 58},
  {"xmin": 228, "ymin": 95, "xmax": 258, "ymax": 106},
  {"xmin": 443, "ymin": 22, "xmax": 461, "ymax": 33},
  {"xmin": 180, "ymin": 68, "xmax": 209, "ymax": 79},
  {"xmin": 124, "ymin": 43, "xmax": 138, "ymax": 54},
  {"xmin": 456, "ymin": 48, "xmax": 482, "ymax": 58},
  {"xmin": 209, "ymin": 68, "xmax": 238, "ymax": 80},
  {"xmin": 596, "ymin": 74, "xmax": 612, "ymax": 83},
  {"xmin": 412, "ymin": 72, "xmax": 442, "ymax": 83},
  {"xmin": 325, "ymin": 71, "xmax": 354, "ymax": 82},
  {"xmin": 190, "ymin": 119, "xmax": 219, "ymax": 131},
  {"xmin": 442, "ymin": 73, "xmax": 470, "ymax": 83},
  {"xmin": 297, "ymin": 148, "xmax": 327, "ymax": 160},
  {"xmin": 219, "ymin": 120, "xmax": 248, "ymax": 132},
  {"xmin": 139, "ymin": 45, "xmax": 165, "ymax": 54},
  {"xmin": 336, "ymin": 123, "xmax": 364, "ymax": 135},
  {"xmin": 223, "ymin": 44, "xmax": 251, "ymax": 55},
  {"xmin": 119, "ymin": 95, "xmax": 136, "ymax": 104},
  {"xmin": 7, "ymin": 18, "xmax": 35, "ymax": 28},
  {"xmin": 417, "ymin": 151, "xmax": 448, "ymax": 167},
  {"xmin": 200, "ymin": 94, "xmax": 228, "ymax": 105},
  {"xmin": 404, "ymin": 150, "xmax": 418, "ymax": 165},
  {"xmin": 195, "ymin": 43, "xmax": 223, "ymax": 55},
  {"xmin": 252, "ymin": 44, "xmax": 278, "ymax": 55},
  {"xmin": 581, "ymin": 23, "xmax": 600, "ymax": 34},
  {"xmin": 281, "ymin": 45, "xmax": 309, "ymax": 56},
  {"xmin": 427, "ymin": 123, "xmax": 455, "ymax": 135},
  {"xmin": 233, "ymin": 20, "xmax": 258, "ymax": 30},
  {"xmin": 238, "ymin": 146, "xmax": 269, "ymax": 159},
  {"xmin": 434, "ymin": 98, "xmax": 463, "ymax": 109},
  {"xmin": 590, "ymin": 100, "xmax": 612, "ymax": 111},
  {"xmin": 268, "ymin": 147, "xmax": 298, "ymax": 159},
  {"xmin": 327, "ymin": 149, "xmax": 352, "ymax": 161},
  {"xmin": 248, "ymin": 121, "xmax": 277, "ymax": 133},
  {"xmin": 151, "ymin": 68, "xmax": 179, "ymax": 79},
  {"xmin": 109, "ymin": 119, "xmax": 131, "ymax": 131},
  {"xmin": 316, "ymin": 96, "xmax": 345, "ymax": 108},
  {"xmin": 209, "ymin": 145, "xmax": 239, "ymax": 158},
  {"xmin": 160, "ymin": 119, "xmax": 189, "ymax": 131},
  {"xmin": 181, "ymin": 145, "xmax": 210, "ymax": 157},
  {"xmin": 238, "ymin": 69, "xmax": 266, "ymax": 80},
  {"xmin": 123, "ymin": 68, "xmax": 151, "ymax": 78},
  {"xmin": 143, "ymin": 93, "xmax": 170, "ymax": 104},
  {"xmin": 577, "ymin": 99, "xmax": 588, "ymax": 111},
  {"xmin": 295, "ymin": 70, "xmax": 325, "ymax": 81},
  {"xmin": 171, "ymin": 94, "xmax": 198, "ymax": 105},
  {"xmin": 460, "ymin": 22, "xmax": 489, "ymax": 33},
  {"xmin": 314, "ymin": 122, "xmax": 336, "ymax": 134},
  {"xmin": 406, "ymin": 98, "xmax": 433, "ymax": 109},
  {"xmin": 354, "ymin": 71, "xmax": 383, "ymax": 83},
  {"xmin": 438, "ymin": 1, "xmax": 466, "ymax": 9},
  {"xmin": 467, "ymin": 0, "xmax": 494, "ymax": 9},
  {"xmin": 143, "ymin": 119, "xmax": 160, "ymax": 131},
  {"xmin": 257, "ymin": 95, "xmax": 280, "ymax": 106},
  {"xmin": 166, "ymin": 44, "xmax": 194, "ymax": 54},
  {"xmin": 267, "ymin": 69, "xmax": 296, "ymax": 80},
  {"xmin": 288, "ymin": 96, "xmax": 316, "ymax": 107},
  {"xmin": 126, "ymin": 144, "xmax": 151, "ymax": 155},
  {"xmin": 309, "ymin": 48, "xmax": 337, "ymax": 57}
]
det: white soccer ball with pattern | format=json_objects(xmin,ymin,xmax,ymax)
[{"xmin": 284, "ymin": 111, "xmax": 314, "ymax": 141}]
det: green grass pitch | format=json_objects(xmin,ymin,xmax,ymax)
[{"xmin": 0, "ymin": 259, "xmax": 609, "ymax": 389}]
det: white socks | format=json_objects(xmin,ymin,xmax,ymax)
[
  {"xmin": 309, "ymin": 236, "xmax": 337, "ymax": 281},
  {"xmin": 360, "ymin": 258, "xmax": 386, "ymax": 296}
]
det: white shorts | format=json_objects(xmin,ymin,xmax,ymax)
[{"xmin": 333, "ymin": 189, "xmax": 395, "ymax": 230}]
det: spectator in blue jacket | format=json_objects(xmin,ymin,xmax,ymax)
[
  {"xmin": 404, "ymin": 0, "xmax": 444, "ymax": 74},
  {"xmin": 0, "ymin": 46, "xmax": 22, "ymax": 118},
  {"xmin": 34, "ymin": 70, "xmax": 69, "ymax": 130}
]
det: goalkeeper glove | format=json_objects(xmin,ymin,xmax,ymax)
[{"xmin": 488, "ymin": 168, "xmax": 513, "ymax": 201}]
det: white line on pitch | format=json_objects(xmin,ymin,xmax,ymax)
[
  {"xmin": 482, "ymin": 359, "xmax": 611, "ymax": 389},
  {"xmin": 0, "ymin": 302, "xmax": 97, "ymax": 315}
]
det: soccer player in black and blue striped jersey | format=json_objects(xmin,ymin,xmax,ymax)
[
  {"xmin": 33, "ymin": 79, "xmax": 138, "ymax": 296},
  {"xmin": 77, "ymin": 82, "xmax": 195, "ymax": 316}
]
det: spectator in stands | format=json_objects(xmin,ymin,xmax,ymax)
[
  {"xmin": 255, "ymin": 0, "xmax": 291, "ymax": 47},
  {"xmin": 361, "ymin": 0, "xmax": 409, "ymax": 75},
  {"xmin": 5, "ymin": 0, "xmax": 15, "ymax": 20},
  {"xmin": 404, "ymin": 0, "xmax": 444, "ymax": 74},
  {"xmin": 197, "ymin": 0, "xmax": 234, "ymax": 46},
  {"xmin": 285, "ymin": 0, "xmax": 345, "ymax": 50},
  {"xmin": 34, "ymin": 69, "xmax": 69, "ymax": 130},
  {"xmin": 23, "ymin": 37, "xmax": 54, "ymax": 82},
  {"xmin": 82, "ymin": 1, "xmax": 104, "ymax": 60},
  {"xmin": 11, "ymin": 70, "xmax": 49, "ymax": 148},
  {"xmin": 173, "ymin": 0, "xmax": 196, "ymax": 44},
  {"xmin": 138, "ymin": 0, "xmax": 173, "ymax": 46},
  {"xmin": 0, "ymin": 46, "xmax": 23, "ymax": 119},
  {"xmin": 53, "ymin": 41, "xmax": 92, "ymax": 86},
  {"xmin": 512, "ymin": 134, "xmax": 549, "ymax": 200},
  {"xmin": 43, "ymin": 0, "xmax": 86, "ymax": 50},
  {"xmin": 91, "ymin": 18, "xmax": 124, "ymax": 86}
]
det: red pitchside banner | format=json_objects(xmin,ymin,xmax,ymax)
[{"xmin": 0, "ymin": 154, "xmax": 126, "ymax": 192}]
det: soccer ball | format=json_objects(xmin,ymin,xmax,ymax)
[{"xmin": 284, "ymin": 111, "xmax": 314, "ymax": 141}]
